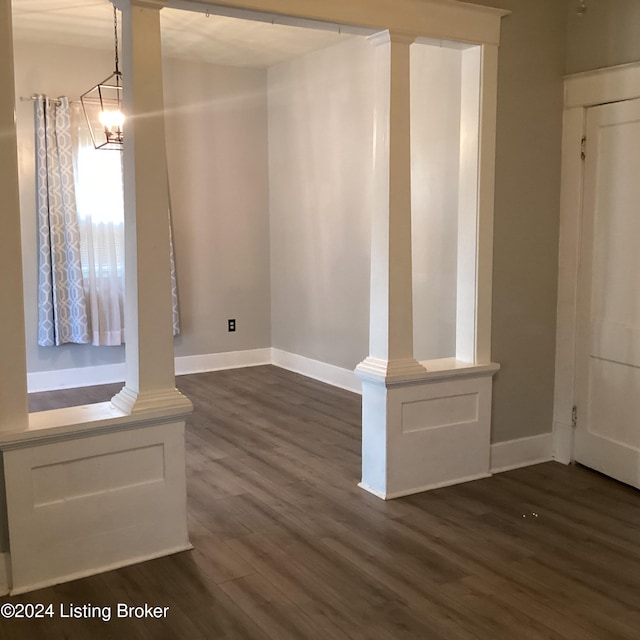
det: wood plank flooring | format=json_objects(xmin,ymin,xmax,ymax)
[{"xmin": 1, "ymin": 365, "xmax": 639, "ymax": 638}]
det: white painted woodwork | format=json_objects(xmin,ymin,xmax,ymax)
[
  {"xmin": 473, "ymin": 44, "xmax": 499, "ymax": 365},
  {"xmin": 168, "ymin": 0, "xmax": 508, "ymax": 47},
  {"xmin": 1, "ymin": 410, "xmax": 191, "ymax": 594},
  {"xmin": 564, "ymin": 61, "xmax": 640, "ymax": 109},
  {"xmin": 359, "ymin": 364, "xmax": 498, "ymax": 499},
  {"xmin": 355, "ymin": 19, "xmax": 502, "ymax": 495},
  {"xmin": 0, "ymin": 0, "xmax": 506, "ymax": 595},
  {"xmin": 553, "ymin": 106, "xmax": 584, "ymax": 464},
  {"xmin": 573, "ymin": 98, "xmax": 640, "ymax": 488},
  {"xmin": 358, "ymin": 31, "xmax": 425, "ymax": 382},
  {"xmin": 0, "ymin": 0, "xmax": 29, "ymax": 434},
  {"xmin": 0, "ymin": 0, "xmax": 193, "ymax": 596},
  {"xmin": 271, "ymin": 349, "xmax": 362, "ymax": 395},
  {"xmin": 456, "ymin": 45, "xmax": 482, "ymax": 363},
  {"xmin": 555, "ymin": 61, "xmax": 640, "ymax": 468},
  {"xmin": 490, "ymin": 433, "xmax": 553, "ymax": 474},
  {"xmin": 111, "ymin": 0, "xmax": 191, "ymax": 415},
  {"xmin": 27, "ymin": 349, "xmax": 273, "ymax": 393}
]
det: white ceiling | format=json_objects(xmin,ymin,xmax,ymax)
[{"xmin": 11, "ymin": 0, "xmax": 352, "ymax": 68}]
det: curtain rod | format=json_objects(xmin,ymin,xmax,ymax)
[{"xmin": 19, "ymin": 96, "xmax": 81, "ymax": 105}]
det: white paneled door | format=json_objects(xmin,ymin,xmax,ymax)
[{"xmin": 575, "ymin": 98, "xmax": 640, "ymax": 488}]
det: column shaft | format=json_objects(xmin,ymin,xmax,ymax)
[
  {"xmin": 357, "ymin": 31, "xmax": 425, "ymax": 382},
  {"xmin": 112, "ymin": 0, "xmax": 190, "ymax": 413}
]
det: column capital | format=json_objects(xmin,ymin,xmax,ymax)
[
  {"xmin": 367, "ymin": 30, "xmax": 417, "ymax": 47},
  {"xmin": 111, "ymin": 0, "xmax": 167, "ymax": 11}
]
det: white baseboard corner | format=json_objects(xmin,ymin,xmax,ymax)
[
  {"xmin": 27, "ymin": 348, "xmax": 272, "ymax": 393},
  {"xmin": 271, "ymin": 348, "xmax": 362, "ymax": 395},
  {"xmin": 490, "ymin": 433, "xmax": 553, "ymax": 474},
  {"xmin": 27, "ymin": 348, "xmax": 362, "ymax": 397}
]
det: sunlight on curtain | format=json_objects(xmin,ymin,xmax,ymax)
[
  {"xmin": 70, "ymin": 104, "xmax": 180, "ymax": 345},
  {"xmin": 72, "ymin": 104, "xmax": 125, "ymax": 346}
]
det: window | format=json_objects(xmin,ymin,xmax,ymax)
[{"xmin": 73, "ymin": 105, "xmax": 126, "ymax": 346}]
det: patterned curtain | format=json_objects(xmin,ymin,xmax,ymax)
[{"xmin": 35, "ymin": 96, "xmax": 90, "ymax": 346}]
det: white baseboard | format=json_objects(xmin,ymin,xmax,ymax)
[
  {"xmin": 27, "ymin": 363, "xmax": 126, "ymax": 393},
  {"xmin": 27, "ymin": 348, "xmax": 272, "ymax": 393},
  {"xmin": 271, "ymin": 348, "xmax": 361, "ymax": 394},
  {"xmin": 174, "ymin": 348, "xmax": 272, "ymax": 376},
  {"xmin": 359, "ymin": 473, "xmax": 492, "ymax": 500},
  {"xmin": 490, "ymin": 433, "xmax": 553, "ymax": 474}
]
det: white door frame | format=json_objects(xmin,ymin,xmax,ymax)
[{"xmin": 553, "ymin": 61, "xmax": 640, "ymax": 463}]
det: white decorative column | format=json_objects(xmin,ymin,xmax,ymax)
[
  {"xmin": 0, "ymin": 0, "xmax": 192, "ymax": 595},
  {"xmin": 0, "ymin": 0, "xmax": 29, "ymax": 434},
  {"xmin": 357, "ymin": 33, "xmax": 499, "ymax": 499},
  {"xmin": 357, "ymin": 32, "xmax": 426, "ymax": 384},
  {"xmin": 111, "ymin": 0, "xmax": 191, "ymax": 414},
  {"xmin": 356, "ymin": 31, "xmax": 426, "ymax": 498}
]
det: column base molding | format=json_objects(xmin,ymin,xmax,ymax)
[
  {"xmin": 111, "ymin": 386, "xmax": 193, "ymax": 415},
  {"xmin": 356, "ymin": 357, "xmax": 428, "ymax": 385}
]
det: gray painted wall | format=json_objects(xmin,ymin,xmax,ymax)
[
  {"xmin": 15, "ymin": 2, "xmax": 574, "ymax": 449},
  {"xmin": 164, "ymin": 58, "xmax": 271, "ymax": 358},
  {"xmin": 13, "ymin": 41, "xmax": 271, "ymax": 374},
  {"xmin": 267, "ymin": 37, "xmax": 462, "ymax": 370},
  {"xmin": 465, "ymin": 0, "xmax": 567, "ymax": 443},
  {"xmin": 566, "ymin": 0, "xmax": 640, "ymax": 74},
  {"xmin": 267, "ymin": 37, "xmax": 374, "ymax": 370}
]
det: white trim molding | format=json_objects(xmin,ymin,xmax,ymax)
[
  {"xmin": 554, "ymin": 60, "xmax": 640, "ymax": 468},
  {"xmin": 271, "ymin": 348, "xmax": 362, "ymax": 394},
  {"xmin": 490, "ymin": 433, "xmax": 553, "ymax": 474},
  {"xmin": 564, "ymin": 60, "xmax": 640, "ymax": 109},
  {"xmin": 27, "ymin": 348, "xmax": 272, "ymax": 393},
  {"xmin": 174, "ymin": 348, "xmax": 272, "ymax": 376}
]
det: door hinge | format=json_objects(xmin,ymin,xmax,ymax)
[
  {"xmin": 580, "ymin": 137, "xmax": 586, "ymax": 160},
  {"xmin": 571, "ymin": 405, "xmax": 578, "ymax": 428}
]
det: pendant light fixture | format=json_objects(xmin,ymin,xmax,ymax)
[{"xmin": 81, "ymin": 6, "xmax": 124, "ymax": 150}]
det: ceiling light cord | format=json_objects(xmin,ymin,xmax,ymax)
[{"xmin": 114, "ymin": 6, "xmax": 120, "ymax": 74}]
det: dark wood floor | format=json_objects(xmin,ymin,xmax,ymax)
[{"xmin": 1, "ymin": 365, "xmax": 639, "ymax": 639}]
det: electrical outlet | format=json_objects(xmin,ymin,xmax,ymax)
[{"xmin": 228, "ymin": 319, "xmax": 236, "ymax": 332}]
